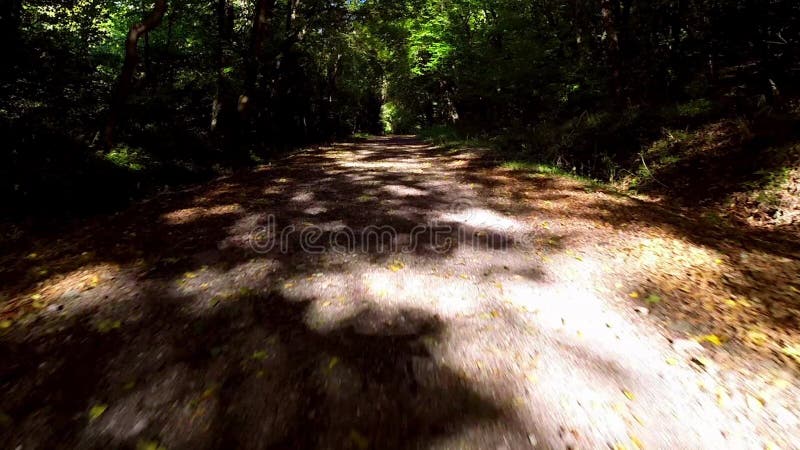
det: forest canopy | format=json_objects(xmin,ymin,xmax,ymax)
[{"xmin": 1, "ymin": 0, "xmax": 798, "ymax": 216}]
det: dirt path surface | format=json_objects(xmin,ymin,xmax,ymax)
[{"xmin": 2, "ymin": 136, "xmax": 800, "ymax": 449}]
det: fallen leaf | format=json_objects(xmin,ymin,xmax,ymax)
[
  {"xmin": 387, "ymin": 260, "xmax": 405, "ymax": 272},
  {"xmin": 665, "ymin": 357, "xmax": 678, "ymax": 365},
  {"xmin": 716, "ymin": 387, "xmax": 728, "ymax": 407},
  {"xmin": 629, "ymin": 292, "xmax": 639, "ymax": 299},
  {"xmin": 622, "ymin": 389, "xmax": 635, "ymax": 400},
  {"xmin": 645, "ymin": 294, "xmax": 661, "ymax": 304},
  {"xmin": 349, "ymin": 430, "xmax": 369, "ymax": 450},
  {"xmin": 781, "ymin": 344, "xmax": 800, "ymax": 361},
  {"xmin": 88, "ymin": 404, "xmax": 108, "ymax": 421},
  {"xmin": 201, "ymin": 385, "xmax": 219, "ymax": 399},
  {"xmin": 747, "ymin": 330, "xmax": 769, "ymax": 346},
  {"xmin": 0, "ymin": 411, "xmax": 11, "ymax": 427},
  {"xmin": 0, "ymin": 320, "xmax": 12, "ymax": 329},
  {"xmin": 773, "ymin": 379, "xmax": 791, "ymax": 389},
  {"xmin": 136, "ymin": 439, "xmax": 167, "ymax": 450},
  {"xmin": 328, "ymin": 356, "xmax": 339, "ymax": 370},
  {"xmin": 696, "ymin": 334, "xmax": 723, "ymax": 346},
  {"xmin": 96, "ymin": 320, "xmax": 122, "ymax": 333}
]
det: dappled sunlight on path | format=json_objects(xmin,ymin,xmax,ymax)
[{"xmin": 1, "ymin": 137, "xmax": 799, "ymax": 449}]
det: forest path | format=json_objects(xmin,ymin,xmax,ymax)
[{"xmin": 1, "ymin": 136, "xmax": 798, "ymax": 449}]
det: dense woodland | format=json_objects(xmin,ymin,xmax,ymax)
[
  {"xmin": 3, "ymin": 2, "xmax": 800, "ymax": 448},
  {"xmin": 2, "ymin": 0, "xmax": 799, "ymax": 218}
]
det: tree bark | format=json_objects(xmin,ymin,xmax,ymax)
[
  {"xmin": 211, "ymin": 0, "xmax": 235, "ymax": 134},
  {"xmin": 103, "ymin": 0, "xmax": 168, "ymax": 151},
  {"xmin": 1, "ymin": 0, "xmax": 22, "ymax": 75},
  {"xmin": 669, "ymin": 0, "xmax": 687, "ymax": 95},
  {"xmin": 600, "ymin": 0, "xmax": 622, "ymax": 102},
  {"xmin": 239, "ymin": 0, "xmax": 274, "ymax": 118}
]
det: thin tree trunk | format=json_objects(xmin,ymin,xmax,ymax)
[
  {"xmin": 103, "ymin": 0, "xmax": 168, "ymax": 151},
  {"xmin": 669, "ymin": 0, "xmax": 687, "ymax": 95},
  {"xmin": 239, "ymin": 0, "xmax": 274, "ymax": 118},
  {"xmin": 600, "ymin": 0, "xmax": 622, "ymax": 102},
  {"xmin": 211, "ymin": 0, "xmax": 234, "ymax": 134}
]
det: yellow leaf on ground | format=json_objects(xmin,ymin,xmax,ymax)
[
  {"xmin": 629, "ymin": 292, "xmax": 639, "ymax": 299},
  {"xmin": 328, "ymin": 356, "xmax": 339, "ymax": 370},
  {"xmin": 773, "ymin": 379, "xmax": 791, "ymax": 389},
  {"xmin": 623, "ymin": 390, "xmax": 635, "ymax": 400},
  {"xmin": 716, "ymin": 387, "xmax": 729, "ymax": 407},
  {"xmin": 697, "ymin": 334, "xmax": 723, "ymax": 346},
  {"xmin": 96, "ymin": 320, "xmax": 122, "ymax": 333},
  {"xmin": 30, "ymin": 293, "xmax": 42, "ymax": 300},
  {"xmin": 387, "ymin": 260, "xmax": 405, "ymax": 272},
  {"xmin": 136, "ymin": 439, "xmax": 167, "ymax": 450},
  {"xmin": 630, "ymin": 434, "xmax": 644, "ymax": 449},
  {"xmin": 781, "ymin": 345, "xmax": 800, "ymax": 361},
  {"xmin": 747, "ymin": 330, "xmax": 769, "ymax": 346},
  {"xmin": 201, "ymin": 385, "xmax": 219, "ymax": 399},
  {"xmin": 665, "ymin": 357, "xmax": 678, "ymax": 365},
  {"xmin": 88, "ymin": 404, "xmax": 107, "ymax": 421}
]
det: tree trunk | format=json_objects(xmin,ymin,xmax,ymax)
[
  {"xmin": 103, "ymin": 0, "xmax": 168, "ymax": 151},
  {"xmin": 1, "ymin": 0, "xmax": 22, "ymax": 75},
  {"xmin": 211, "ymin": 0, "xmax": 235, "ymax": 134},
  {"xmin": 600, "ymin": 0, "xmax": 622, "ymax": 102},
  {"xmin": 239, "ymin": 0, "xmax": 274, "ymax": 118},
  {"xmin": 669, "ymin": 0, "xmax": 687, "ymax": 95}
]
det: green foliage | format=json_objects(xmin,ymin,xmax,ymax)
[
  {"xmin": 674, "ymin": 99, "xmax": 715, "ymax": 119},
  {"xmin": 105, "ymin": 146, "xmax": 153, "ymax": 171},
  {"xmin": 2, "ymin": 0, "xmax": 799, "ymax": 217},
  {"xmin": 381, "ymin": 101, "xmax": 417, "ymax": 133}
]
